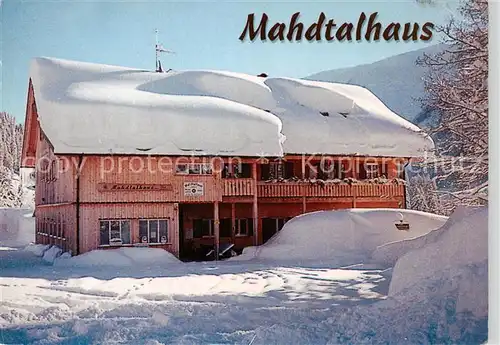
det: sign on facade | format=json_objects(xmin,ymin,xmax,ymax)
[
  {"xmin": 98, "ymin": 183, "xmax": 173, "ymax": 192},
  {"xmin": 184, "ymin": 182, "xmax": 204, "ymax": 196}
]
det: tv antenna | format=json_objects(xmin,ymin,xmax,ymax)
[{"xmin": 155, "ymin": 28, "xmax": 175, "ymax": 72}]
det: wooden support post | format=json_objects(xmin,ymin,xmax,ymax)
[
  {"xmin": 214, "ymin": 201, "xmax": 220, "ymax": 260},
  {"xmin": 353, "ymin": 185, "xmax": 357, "ymax": 208},
  {"xmin": 252, "ymin": 162, "xmax": 259, "ymax": 246},
  {"xmin": 231, "ymin": 202, "xmax": 236, "ymax": 242},
  {"xmin": 301, "ymin": 154, "xmax": 307, "ymax": 213}
]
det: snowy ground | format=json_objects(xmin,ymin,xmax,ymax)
[
  {"xmin": 0, "ymin": 245, "xmax": 392, "ymax": 344},
  {"xmin": 0, "ymin": 207, "xmax": 488, "ymax": 344}
]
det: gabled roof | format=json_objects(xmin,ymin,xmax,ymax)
[{"xmin": 27, "ymin": 57, "xmax": 434, "ymax": 158}]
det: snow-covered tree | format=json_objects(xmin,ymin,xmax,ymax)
[
  {"xmin": 416, "ymin": 0, "xmax": 488, "ymax": 213},
  {"xmin": 0, "ymin": 112, "xmax": 24, "ymax": 207},
  {"xmin": 407, "ymin": 174, "xmax": 443, "ymax": 214}
]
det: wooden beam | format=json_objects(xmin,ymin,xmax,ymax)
[
  {"xmin": 214, "ymin": 201, "xmax": 220, "ymax": 259},
  {"xmin": 252, "ymin": 162, "xmax": 259, "ymax": 246},
  {"xmin": 231, "ymin": 203, "xmax": 236, "ymax": 242},
  {"xmin": 301, "ymin": 155, "xmax": 307, "ymax": 213}
]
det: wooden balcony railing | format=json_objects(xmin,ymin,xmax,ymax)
[
  {"xmin": 221, "ymin": 180, "xmax": 404, "ymax": 199},
  {"xmin": 257, "ymin": 182, "xmax": 405, "ymax": 199},
  {"xmin": 222, "ymin": 178, "xmax": 255, "ymax": 196}
]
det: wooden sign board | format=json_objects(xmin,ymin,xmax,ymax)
[
  {"xmin": 395, "ymin": 222, "xmax": 410, "ymax": 231},
  {"xmin": 184, "ymin": 182, "xmax": 204, "ymax": 196},
  {"xmin": 98, "ymin": 183, "xmax": 173, "ymax": 192}
]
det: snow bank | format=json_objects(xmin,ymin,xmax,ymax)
[
  {"xmin": 389, "ymin": 206, "xmax": 487, "ymax": 300},
  {"xmin": 237, "ymin": 208, "xmax": 447, "ymax": 263},
  {"xmin": 0, "ymin": 208, "xmax": 35, "ymax": 247},
  {"xmin": 371, "ymin": 228, "xmax": 443, "ymax": 266},
  {"xmin": 41, "ymin": 245, "xmax": 63, "ymax": 264},
  {"xmin": 24, "ymin": 243, "xmax": 51, "ymax": 257},
  {"xmin": 316, "ymin": 206, "xmax": 488, "ymax": 344},
  {"xmin": 30, "ymin": 57, "xmax": 433, "ymax": 157},
  {"xmin": 54, "ymin": 247, "xmax": 181, "ymax": 268}
]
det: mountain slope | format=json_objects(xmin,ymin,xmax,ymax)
[{"xmin": 306, "ymin": 44, "xmax": 445, "ymax": 125}]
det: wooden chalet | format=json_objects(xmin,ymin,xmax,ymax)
[{"xmin": 21, "ymin": 57, "xmax": 433, "ymax": 260}]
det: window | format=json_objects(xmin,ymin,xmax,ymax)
[
  {"xmin": 139, "ymin": 219, "xmax": 169, "ymax": 244},
  {"xmin": 100, "ymin": 220, "xmax": 131, "ymax": 246},
  {"xmin": 260, "ymin": 161, "xmax": 294, "ymax": 180},
  {"xmin": 193, "ymin": 219, "xmax": 214, "ymax": 238},
  {"xmin": 176, "ymin": 163, "xmax": 212, "ymax": 175},
  {"xmin": 262, "ymin": 217, "xmax": 290, "ymax": 243},
  {"xmin": 365, "ymin": 163, "xmax": 380, "ymax": 179},
  {"xmin": 222, "ymin": 163, "xmax": 252, "ymax": 178},
  {"xmin": 236, "ymin": 218, "xmax": 254, "ymax": 236}
]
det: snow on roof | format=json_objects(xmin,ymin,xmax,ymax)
[{"xmin": 29, "ymin": 57, "xmax": 434, "ymax": 157}]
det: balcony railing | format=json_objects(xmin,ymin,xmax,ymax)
[
  {"xmin": 222, "ymin": 178, "xmax": 255, "ymax": 196},
  {"xmin": 221, "ymin": 180, "xmax": 405, "ymax": 199},
  {"xmin": 257, "ymin": 182, "xmax": 404, "ymax": 199}
]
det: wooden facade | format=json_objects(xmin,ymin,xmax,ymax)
[{"xmin": 22, "ymin": 83, "xmax": 410, "ymax": 260}]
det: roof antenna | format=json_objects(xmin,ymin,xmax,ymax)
[{"xmin": 155, "ymin": 28, "xmax": 176, "ymax": 73}]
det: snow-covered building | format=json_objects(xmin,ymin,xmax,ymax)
[{"xmin": 21, "ymin": 57, "xmax": 433, "ymax": 259}]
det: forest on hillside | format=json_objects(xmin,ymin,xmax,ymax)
[{"xmin": 0, "ymin": 112, "xmax": 25, "ymax": 207}]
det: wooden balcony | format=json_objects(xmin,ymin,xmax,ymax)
[
  {"xmin": 222, "ymin": 178, "xmax": 255, "ymax": 196},
  {"xmin": 222, "ymin": 179, "xmax": 405, "ymax": 199},
  {"xmin": 257, "ymin": 181, "xmax": 404, "ymax": 199}
]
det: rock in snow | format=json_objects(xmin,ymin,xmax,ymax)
[{"xmin": 30, "ymin": 57, "xmax": 433, "ymax": 158}]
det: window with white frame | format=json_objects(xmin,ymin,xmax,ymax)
[
  {"xmin": 365, "ymin": 163, "xmax": 380, "ymax": 179},
  {"xmin": 100, "ymin": 220, "xmax": 131, "ymax": 246},
  {"xmin": 235, "ymin": 218, "xmax": 254, "ymax": 236},
  {"xmin": 139, "ymin": 219, "xmax": 169, "ymax": 244},
  {"xmin": 176, "ymin": 163, "xmax": 212, "ymax": 175}
]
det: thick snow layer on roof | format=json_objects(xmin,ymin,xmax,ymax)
[{"xmin": 30, "ymin": 57, "xmax": 434, "ymax": 157}]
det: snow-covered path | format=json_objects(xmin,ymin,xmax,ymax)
[{"xmin": 0, "ymin": 246, "xmax": 390, "ymax": 344}]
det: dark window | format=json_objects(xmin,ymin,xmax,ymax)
[
  {"xmin": 260, "ymin": 164, "xmax": 271, "ymax": 180},
  {"xmin": 284, "ymin": 162, "xmax": 294, "ymax": 179},
  {"xmin": 315, "ymin": 160, "xmax": 345, "ymax": 180},
  {"xmin": 193, "ymin": 219, "xmax": 214, "ymax": 238},
  {"xmin": 358, "ymin": 163, "xmax": 367, "ymax": 179},
  {"xmin": 260, "ymin": 161, "xmax": 293, "ymax": 180},
  {"xmin": 100, "ymin": 220, "xmax": 131, "ymax": 246},
  {"xmin": 365, "ymin": 163, "xmax": 380, "ymax": 179},
  {"xmin": 222, "ymin": 163, "xmax": 252, "ymax": 178},
  {"xmin": 236, "ymin": 218, "xmax": 254, "ymax": 236},
  {"xmin": 139, "ymin": 219, "xmax": 169, "ymax": 244},
  {"xmin": 176, "ymin": 163, "xmax": 212, "ymax": 175},
  {"xmin": 262, "ymin": 217, "xmax": 289, "ymax": 243}
]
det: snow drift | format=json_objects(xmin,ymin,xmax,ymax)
[
  {"xmin": 54, "ymin": 247, "xmax": 181, "ymax": 268},
  {"xmin": 0, "ymin": 208, "xmax": 35, "ymax": 247},
  {"xmin": 29, "ymin": 57, "xmax": 433, "ymax": 157},
  {"xmin": 315, "ymin": 206, "xmax": 488, "ymax": 344},
  {"xmin": 236, "ymin": 208, "xmax": 447, "ymax": 263},
  {"xmin": 389, "ymin": 206, "xmax": 487, "ymax": 299}
]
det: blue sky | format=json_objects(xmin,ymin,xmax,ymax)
[{"xmin": 1, "ymin": 0, "xmax": 456, "ymax": 122}]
